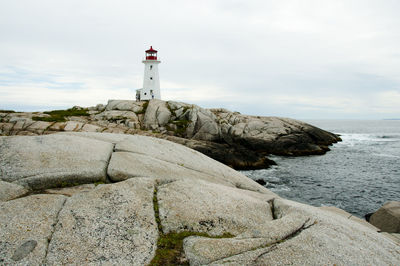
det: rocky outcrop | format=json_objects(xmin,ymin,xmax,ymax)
[
  {"xmin": 0, "ymin": 99, "xmax": 341, "ymax": 169},
  {"xmin": 0, "ymin": 133, "xmax": 398, "ymax": 265},
  {"xmin": 369, "ymin": 201, "xmax": 400, "ymax": 233}
]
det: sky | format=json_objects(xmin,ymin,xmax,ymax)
[{"xmin": 1, "ymin": 0, "xmax": 399, "ymax": 119}]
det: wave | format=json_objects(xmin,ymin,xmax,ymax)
[{"xmin": 338, "ymin": 133, "xmax": 400, "ymax": 147}]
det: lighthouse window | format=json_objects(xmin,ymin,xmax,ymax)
[
  {"xmin": 150, "ymin": 77, "xmax": 153, "ymax": 80},
  {"xmin": 150, "ymin": 65, "xmax": 153, "ymax": 70}
]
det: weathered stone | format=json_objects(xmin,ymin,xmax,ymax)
[
  {"xmin": 370, "ymin": 201, "xmax": 400, "ymax": 233},
  {"xmin": 81, "ymin": 123, "xmax": 102, "ymax": 132},
  {"xmin": 207, "ymin": 199, "xmax": 400, "ymax": 265},
  {"xmin": 0, "ymin": 194, "xmax": 66, "ymax": 265},
  {"xmin": 46, "ymin": 178, "xmax": 158, "ymax": 265},
  {"xmin": 10, "ymin": 120, "xmax": 25, "ymax": 131},
  {"xmin": 11, "ymin": 240, "xmax": 38, "ymax": 261},
  {"xmin": 94, "ymin": 110, "xmax": 138, "ymax": 122},
  {"xmin": 107, "ymin": 151, "xmax": 254, "ymax": 190},
  {"xmin": 191, "ymin": 110, "xmax": 220, "ymax": 141},
  {"xmin": 114, "ymin": 134, "xmax": 267, "ymax": 192},
  {"xmin": 59, "ymin": 131, "xmax": 129, "ymax": 144},
  {"xmin": 105, "ymin": 99, "xmax": 143, "ymax": 112},
  {"xmin": 0, "ymin": 134, "xmax": 113, "ymax": 190},
  {"xmin": 63, "ymin": 121, "xmax": 84, "ymax": 131},
  {"xmin": 0, "ymin": 181, "xmax": 29, "ymax": 201},
  {"xmin": 158, "ymin": 178, "xmax": 274, "ymax": 236},
  {"xmin": 1, "ymin": 122, "xmax": 15, "ymax": 135},
  {"xmin": 96, "ymin": 103, "xmax": 105, "ymax": 111},
  {"xmin": 48, "ymin": 122, "xmax": 66, "ymax": 131},
  {"xmin": 184, "ymin": 237, "xmax": 270, "ymax": 265},
  {"xmin": 0, "ymin": 133, "xmax": 399, "ymax": 265},
  {"xmin": 143, "ymin": 99, "xmax": 171, "ymax": 129},
  {"xmin": 25, "ymin": 121, "xmax": 52, "ymax": 134},
  {"xmin": 320, "ymin": 206, "xmax": 380, "ymax": 232},
  {"xmin": 102, "ymin": 127, "xmax": 126, "ymax": 134},
  {"xmin": 44, "ymin": 183, "xmax": 96, "ymax": 197}
]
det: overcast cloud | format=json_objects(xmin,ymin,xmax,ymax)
[{"xmin": 1, "ymin": 0, "xmax": 399, "ymax": 119}]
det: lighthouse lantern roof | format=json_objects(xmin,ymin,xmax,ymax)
[{"xmin": 145, "ymin": 46, "xmax": 157, "ymax": 54}]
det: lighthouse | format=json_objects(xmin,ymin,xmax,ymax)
[{"xmin": 136, "ymin": 46, "xmax": 161, "ymax": 101}]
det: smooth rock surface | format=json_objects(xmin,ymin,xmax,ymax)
[
  {"xmin": 0, "ymin": 134, "xmax": 113, "ymax": 189},
  {"xmin": 113, "ymin": 134, "xmax": 265, "ymax": 191},
  {"xmin": 46, "ymin": 178, "xmax": 157, "ymax": 265},
  {"xmin": 158, "ymin": 178, "xmax": 273, "ymax": 236}
]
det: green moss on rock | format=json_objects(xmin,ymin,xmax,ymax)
[
  {"xmin": 150, "ymin": 187, "xmax": 234, "ymax": 265},
  {"xmin": 32, "ymin": 107, "xmax": 89, "ymax": 122}
]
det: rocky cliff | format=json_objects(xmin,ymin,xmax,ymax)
[
  {"xmin": 0, "ymin": 99, "xmax": 340, "ymax": 169},
  {"xmin": 0, "ymin": 133, "xmax": 398, "ymax": 265}
]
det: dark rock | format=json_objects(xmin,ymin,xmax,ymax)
[
  {"xmin": 365, "ymin": 212, "xmax": 373, "ymax": 222},
  {"xmin": 255, "ymin": 179, "xmax": 267, "ymax": 186},
  {"xmin": 11, "ymin": 240, "xmax": 37, "ymax": 261}
]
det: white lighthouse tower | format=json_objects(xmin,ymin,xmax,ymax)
[{"xmin": 136, "ymin": 46, "xmax": 161, "ymax": 101}]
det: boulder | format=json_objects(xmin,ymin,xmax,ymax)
[
  {"xmin": 105, "ymin": 99, "xmax": 143, "ymax": 112},
  {"xmin": 369, "ymin": 201, "xmax": 400, "ymax": 233},
  {"xmin": 143, "ymin": 99, "xmax": 171, "ymax": 129}
]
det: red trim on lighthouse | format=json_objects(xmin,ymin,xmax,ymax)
[
  {"xmin": 145, "ymin": 46, "xmax": 158, "ymax": 60},
  {"xmin": 146, "ymin": 46, "xmax": 157, "ymax": 53}
]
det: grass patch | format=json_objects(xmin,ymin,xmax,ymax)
[
  {"xmin": 150, "ymin": 187, "xmax": 234, "ymax": 265},
  {"xmin": 136, "ymin": 101, "xmax": 149, "ymax": 114},
  {"xmin": 172, "ymin": 120, "xmax": 190, "ymax": 137},
  {"xmin": 94, "ymin": 181, "xmax": 106, "ymax": 186},
  {"xmin": 0, "ymin": 110, "xmax": 16, "ymax": 113},
  {"xmin": 32, "ymin": 107, "xmax": 89, "ymax": 122}
]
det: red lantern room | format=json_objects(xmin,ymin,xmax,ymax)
[{"xmin": 145, "ymin": 46, "xmax": 158, "ymax": 60}]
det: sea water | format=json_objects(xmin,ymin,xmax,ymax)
[{"xmin": 242, "ymin": 120, "xmax": 400, "ymax": 218}]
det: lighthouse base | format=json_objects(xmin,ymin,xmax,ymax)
[{"xmin": 136, "ymin": 88, "xmax": 159, "ymax": 101}]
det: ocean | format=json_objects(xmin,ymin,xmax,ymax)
[{"xmin": 242, "ymin": 119, "xmax": 400, "ymax": 218}]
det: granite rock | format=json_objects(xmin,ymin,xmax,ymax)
[
  {"xmin": 0, "ymin": 134, "xmax": 113, "ymax": 189},
  {"xmin": 0, "ymin": 181, "xmax": 29, "ymax": 201},
  {"xmin": 46, "ymin": 178, "xmax": 158, "ymax": 265},
  {"xmin": 0, "ymin": 194, "xmax": 66, "ymax": 265},
  {"xmin": 370, "ymin": 201, "xmax": 400, "ymax": 233}
]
